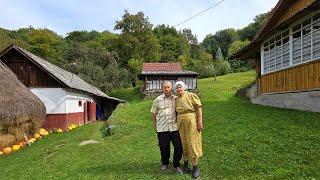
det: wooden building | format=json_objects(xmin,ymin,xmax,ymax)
[
  {"xmin": 232, "ymin": 0, "xmax": 320, "ymax": 112},
  {"xmin": 139, "ymin": 63, "xmax": 198, "ymax": 96},
  {"xmin": 0, "ymin": 45, "xmax": 125, "ymax": 130}
]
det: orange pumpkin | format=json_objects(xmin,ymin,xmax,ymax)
[
  {"xmin": 0, "ymin": 151, "xmax": 3, "ymax": 155},
  {"xmin": 3, "ymin": 147, "xmax": 12, "ymax": 154},
  {"xmin": 19, "ymin": 141, "xmax": 26, "ymax": 148}
]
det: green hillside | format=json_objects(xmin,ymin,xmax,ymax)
[{"xmin": 1, "ymin": 71, "xmax": 320, "ymax": 179}]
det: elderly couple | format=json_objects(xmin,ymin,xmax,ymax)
[{"xmin": 151, "ymin": 81, "xmax": 203, "ymax": 179}]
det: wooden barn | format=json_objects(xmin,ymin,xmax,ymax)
[
  {"xmin": 232, "ymin": 0, "xmax": 320, "ymax": 112},
  {"xmin": 0, "ymin": 45, "xmax": 125, "ymax": 130},
  {"xmin": 139, "ymin": 62, "xmax": 198, "ymax": 97}
]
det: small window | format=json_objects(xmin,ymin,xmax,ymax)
[
  {"xmin": 270, "ymin": 44, "xmax": 275, "ymax": 49},
  {"xmin": 293, "ymin": 24, "xmax": 301, "ymax": 32},
  {"xmin": 302, "ymin": 19, "xmax": 311, "ymax": 27},
  {"xmin": 303, "ymin": 26, "xmax": 311, "ymax": 35},
  {"xmin": 313, "ymin": 21, "xmax": 320, "ymax": 30},
  {"xmin": 293, "ymin": 31, "xmax": 301, "ymax": 39},
  {"xmin": 282, "ymin": 30, "xmax": 289, "ymax": 37},
  {"xmin": 78, "ymin": 101, "xmax": 82, "ymax": 107},
  {"xmin": 269, "ymin": 39, "xmax": 275, "ymax": 44},
  {"xmin": 313, "ymin": 13, "xmax": 320, "ymax": 22},
  {"xmin": 282, "ymin": 37, "xmax": 289, "ymax": 44}
]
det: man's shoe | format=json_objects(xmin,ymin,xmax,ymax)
[
  {"xmin": 161, "ymin": 165, "xmax": 168, "ymax": 172},
  {"xmin": 175, "ymin": 167, "xmax": 183, "ymax": 174},
  {"xmin": 192, "ymin": 165, "xmax": 200, "ymax": 179},
  {"xmin": 183, "ymin": 161, "xmax": 191, "ymax": 173}
]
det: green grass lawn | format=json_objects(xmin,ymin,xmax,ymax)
[{"xmin": 1, "ymin": 71, "xmax": 320, "ymax": 179}]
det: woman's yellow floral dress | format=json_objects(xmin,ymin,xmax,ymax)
[{"xmin": 176, "ymin": 92, "xmax": 203, "ymax": 158}]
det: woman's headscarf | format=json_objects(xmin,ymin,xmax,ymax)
[{"xmin": 174, "ymin": 81, "xmax": 186, "ymax": 91}]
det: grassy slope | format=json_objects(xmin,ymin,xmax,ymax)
[{"xmin": 1, "ymin": 71, "xmax": 320, "ymax": 179}]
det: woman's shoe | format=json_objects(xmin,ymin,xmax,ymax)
[{"xmin": 192, "ymin": 165, "xmax": 200, "ymax": 179}]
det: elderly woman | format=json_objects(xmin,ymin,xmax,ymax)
[{"xmin": 174, "ymin": 81, "xmax": 203, "ymax": 179}]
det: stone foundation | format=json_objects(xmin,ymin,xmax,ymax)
[{"xmin": 242, "ymin": 83, "xmax": 320, "ymax": 113}]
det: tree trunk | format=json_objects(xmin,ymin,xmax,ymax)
[{"xmin": 131, "ymin": 76, "xmax": 137, "ymax": 87}]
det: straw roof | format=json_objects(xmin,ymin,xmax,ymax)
[{"xmin": 0, "ymin": 61, "xmax": 45, "ymax": 148}]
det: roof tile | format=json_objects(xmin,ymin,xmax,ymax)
[{"xmin": 142, "ymin": 63, "xmax": 182, "ymax": 72}]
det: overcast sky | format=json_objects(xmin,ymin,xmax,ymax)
[{"xmin": 0, "ymin": 0, "xmax": 278, "ymax": 41}]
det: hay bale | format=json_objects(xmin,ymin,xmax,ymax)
[{"xmin": 0, "ymin": 61, "xmax": 45, "ymax": 148}]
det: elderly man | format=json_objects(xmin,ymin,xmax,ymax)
[{"xmin": 151, "ymin": 81, "xmax": 183, "ymax": 174}]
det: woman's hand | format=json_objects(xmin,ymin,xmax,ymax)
[{"xmin": 197, "ymin": 122, "xmax": 204, "ymax": 132}]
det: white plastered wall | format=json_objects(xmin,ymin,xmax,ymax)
[
  {"xmin": 30, "ymin": 88, "xmax": 95, "ymax": 114},
  {"xmin": 65, "ymin": 91, "xmax": 94, "ymax": 113},
  {"xmin": 30, "ymin": 88, "xmax": 67, "ymax": 114}
]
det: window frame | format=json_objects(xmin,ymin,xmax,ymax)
[{"xmin": 261, "ymin": 10, "xmax": 320, "ymax": 75}]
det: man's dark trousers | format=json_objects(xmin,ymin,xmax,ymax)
[{"xmin": 157, "ymin": 131, "xmax": 183, "ymax": 168}]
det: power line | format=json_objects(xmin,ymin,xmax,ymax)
[{"xmin": 174, "ymin": 0, "xmax": 226, "ymax": 27}]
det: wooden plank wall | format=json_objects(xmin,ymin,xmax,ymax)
[
  {"xmin": 145, "ymin": 76, "xmax": 197, "ymax": 91},
  {"xmin": 258, "ymin": 59, "xmax": 320, "ymax": 94},
  {"xmin": 2, "ymin": 49, "xmax": 61, "ymax": 87}
]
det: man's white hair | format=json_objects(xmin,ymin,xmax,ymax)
[{"xmin": 162, "ymin": 81, "xmax": 172, "ymax": 88}]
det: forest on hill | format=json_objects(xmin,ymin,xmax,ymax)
[{"xmin": 0, "ymin": 10, "xmax": 268, "ymax": 93}]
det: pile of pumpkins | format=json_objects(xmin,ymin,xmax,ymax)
[
  {"xmin": 0, "ymin": 124, "xmax": 81, "ymax": 156},
  {"xmin": 67, "ymin": 124, "xmax": 79, "ymax": 131}
]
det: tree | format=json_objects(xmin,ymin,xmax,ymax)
[
  {"xmin": 215, "ymin": 47, "xmax": 224, "ymax": 60},
  {"xmin": 202, "ymin": 28, "xmax": 239, "ymax": 58},
  {"xmin": 64, "ymin": 42, "xmax": 130, "ymax": 92},
  {"xmin": 114, "ymin": 10, "xmax": 162, "ymax": 86},
  {"xmin": 227, "ymin": 40, "xmax": 250, "ymax": 57},
  {"xmin": 238, "ymin": 12, "xmax": 269, "ymax": 41},
  {"xmin": 114, "ymin": 10, "xmax": 161, "ymax": 64},
  {"xmin": 182, "ymin": 28, "xmax": 198, "ymax": 45},
  {"xmin": 153, "ymin": 24, "xmax": 190, "ymax": 62},
  {"xmin": 128, "ymin": 58, "xmax": 143, "ymax": 87}
]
